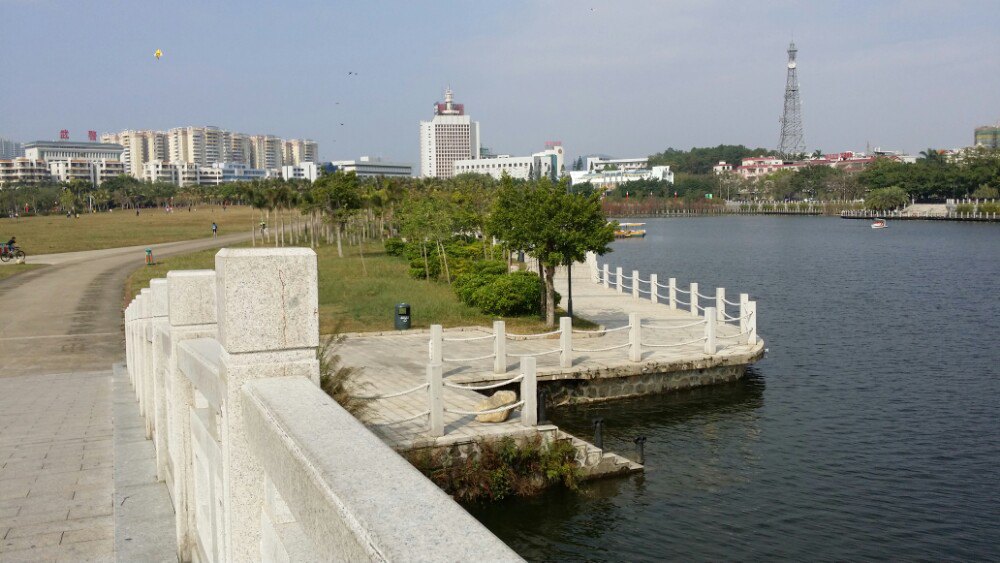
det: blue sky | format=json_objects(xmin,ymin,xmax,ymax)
[{"xmin": 1, "ymin": 0, "xmax": 998, "ymax": 164}]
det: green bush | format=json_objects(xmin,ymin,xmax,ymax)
[
  {"xmin": 402, "ymin": 237, "xmax": 493, "ymax": 281},
  {"xmin": 472, "ymin": 271, "xmax": 545, "ymax": 316},
  {"xmin": 453, "ymin": 260, "xmax": 508, "ymax": 303},
  {"xmin": 978, "ymin": 201, "xmax": 1000, "ymax": 214},
  {"xmin": 955, "ymin": 203, "xmax": 974, "ymax": 214},
  {"xmin": 384, "ymin": 237, "xmax": 406, "ymax": 256}
]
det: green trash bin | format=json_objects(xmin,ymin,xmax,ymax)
[{"xmin": 394, "ymin": 303, "xmax": 411, "ymax": 330}]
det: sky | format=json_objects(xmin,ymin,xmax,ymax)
[{"xmin": 1, "ymin": 0, "xmax": 998, "ymax": 165}]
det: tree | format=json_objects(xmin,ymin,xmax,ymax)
[
  {"xmin": 313, "ymin": 171, "xmax": 361, "ymax": 257},
  {"xmin": 865, "ymin": 186, "xmax": 909, "ymax": 211},
  {"xmin": 489, "ymin": 178, "xmax": 615, "ymax": 326}
]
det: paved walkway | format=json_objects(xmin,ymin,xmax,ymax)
[
  {"xmin": 340, "ymin": 261, "xmax": 759, "ymax": 449},
  {"xmin": 0, "ymin": 234, "xmax": 247, "ymax": 561}
]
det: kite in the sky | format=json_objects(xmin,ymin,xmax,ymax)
[{"xmin": 154, "ymin": 49, "xmax": 162, "ymax": 60}]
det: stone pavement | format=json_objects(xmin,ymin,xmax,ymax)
[
  {"xmin": 0, "ymin": 233, "xmax": 249, "ymax": 561},
  {"xmin": 339, "ymin": 261, "xmax": 760, "ymax": 449}
]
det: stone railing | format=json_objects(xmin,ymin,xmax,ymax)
[{"xmin": 124, "ymin": 248, "xmax": 520, "ymax": 562}]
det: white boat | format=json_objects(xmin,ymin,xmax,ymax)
[{"xmin": 871, "ymin": 218, "xmax": 888, "ymax": 229}]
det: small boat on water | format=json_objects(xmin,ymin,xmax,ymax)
[
  {"xmin": 615, "ymin": 222, "xmax": 647, "ymax": 238},
  {"xmin": 871, "ymin": 218, "xmax": 888, "ymax": 229}
]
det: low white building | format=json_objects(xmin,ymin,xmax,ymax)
[
  {"xmin": 586, "ymin": 156, "xmax": 648, "ymax": 172},
  {"xmin": 453, "ymin": 145, "xmax": 565, "ymax": 181},
  {"xmin": 330, "ymin": 156, "xmax": 412, "ymax": 178},
  {"xmin": 141, "ymin": 160, "xmax": 267, "ymax": 186},
  {"xmin": 0, "ymin": 158, "xmax": 51, "ymax": 185},
  {"xmin": 569, "ymin": 165, "xmax": 674, "ymax": 189},
  {"xmin": 281, "ymin": 162, "xmax": 320, "ymax": 182}
]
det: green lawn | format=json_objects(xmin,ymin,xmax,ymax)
[
  {"xmin": 1, "ymin": 205, "xmax": 257, "ymax": 255},
  {"xmin": 125, "ymin": 242, "xmax": 595, "ymax": 333},
  {"xmin": 0, "ymin": 263, "xmax": 46, "ymax": 282}
]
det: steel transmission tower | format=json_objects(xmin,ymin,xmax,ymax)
[{"xmin": 777, "ymin": 41, "xmax": 805, "ymax": 157}]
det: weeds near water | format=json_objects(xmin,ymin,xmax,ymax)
[{"xmin": 405, "ymin": 434, "xmax": 581, "ymax": 502}]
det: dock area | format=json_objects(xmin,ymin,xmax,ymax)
[{"xmin": 339, "ymin": 256, "xmax": 764, "ymax": 457}]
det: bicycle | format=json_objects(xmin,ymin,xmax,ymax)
[{"xmin": 0, "ymin": 245, "xmax": 25, "ymax": 263}]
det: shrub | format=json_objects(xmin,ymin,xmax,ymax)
[
  {"xmin": 317, "ymin": 333, "xmax": 369, "ymax": 418},
  {"xmin": 471, "ymin": 271, "xmax": 545, "ymax": 316},
  {"xmin": 978, "ymin": 201, "xmax": 1000, "ymax": 214},
  {"xmin": 955, "ymin": 203, "xmax": 974, "ymax": 214},
  {"xmin": 405, "ymin": 435, "xmax": 581, "ymax": 502},
  {"xmin": 453, "ymin": 260, "xmax": 508, "ymax": 303},
  {"xmin": 384, "ymin": 237, "xmax": 406, "ymax": 256}
]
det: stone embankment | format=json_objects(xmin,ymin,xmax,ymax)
[{"xmin": 123, "ymin": 248, "xmax": 521, "ymax": 562}]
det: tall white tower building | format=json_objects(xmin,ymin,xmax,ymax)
[{"xmin": 419, "ymin": 88, "xmax": 480, "ymax": 178}]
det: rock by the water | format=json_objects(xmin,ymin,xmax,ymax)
[{"xmin": 474, "ymin": 390, "xmax": 518, "ymax": 423}]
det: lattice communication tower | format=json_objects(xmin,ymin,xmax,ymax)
[{"xmin": 777, "ymin": 41, "xmax": 805, "ymax": 157}]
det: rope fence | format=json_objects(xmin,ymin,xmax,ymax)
[{"xmin": 351, "ymin": 382, "xmax": 429, "ymax": 401}]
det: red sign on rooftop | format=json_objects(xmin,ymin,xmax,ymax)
[
  {"xmin": 88, "ymin": 130, "xmax": 97, "ymax": 141},
  {"xmin": 59, "ymin": 129, "xmax": 69, "ymax": 140}
]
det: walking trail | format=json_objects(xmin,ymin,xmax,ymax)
[{"xmin": 0, "ymin": 233, "xmax": 246, "ymax": 561}]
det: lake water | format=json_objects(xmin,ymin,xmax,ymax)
[{"xmin": 469, "ymin": 216, "xmax": 1000, "ymax": 561}]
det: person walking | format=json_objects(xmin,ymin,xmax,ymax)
[{"xmin": 212, "ymin": 222, "xmax": 218, "ymax": 238}]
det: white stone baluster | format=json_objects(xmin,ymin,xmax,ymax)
[
  {"xmin": 748, "ymin": 301, "xmax": 757, "ymax": 344},
  {"xmin": 165, "ymin": 269, "xmax": 217, "ymax": 561},
  {"xmin": 493, "ymin": 320, "xmax": 506, "ymax": 374},
  {"xmin": 602, "ymin": 264, "xmax": 609, "ymax": 289},
  {"xmin": 716, "ymin": 288, "xmax": 726, "ymax": 321},
  {"xmin": 214, "ymin": 248, "xmax": 320, "ymax": 562},
  {"xmin": 520, "ymin": 357, "xmax": 537, "ymax": 427},
  {"xmin": 559, "ymin": 316, "xmax": 572, "ymax": 368},
  {"xmin": 690, "ymin": 282, "xmax": 699, "ymax": 317},
  {"xmin": 149, "ymin": 278, "xmax": 171, "ymax": 481},
  {"xmin": 430, "ymin": 324, "xmax": 443, "ymax": 364},
  {"xmin": 629, "ymin": 313, "xmax": 641, "ymax": 362},
  {"xmin": 650, "ymin": 274, "xmax": 658, "ymax": 304},
  {"xmin": 632, "ymin": 270, "xmax": 640, "ymax": 300},
  {"xmin": 704, "ymin": 307, "xmax": 717, "ymax": 354},
  {"xmin": 669, "ymin": 278, "xmax": 677, "ymax": 309},
  {"xmin": 428, "ymin": 362, "xmax": 444, "ymax": 437},
  {"xmin": 616, "ymin": 267, "xmax": 623, "ymax": 294}
]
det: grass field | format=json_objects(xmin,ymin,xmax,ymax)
[
  {"xmin": 1, "ymin": 205, "xmax": 257, "ymax": 255},
  {"xmin": 0, "ymin": 263, "xmax": 46, "ymax": 281},
  {"xmin": 125, "ymin": 242, "xmax": 595, "ymax": 334}
]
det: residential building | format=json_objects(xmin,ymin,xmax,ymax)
[
  {"xmin": 453, "ymin": 144, "xmax": 565, "ymax": 181},
  {"xmin": 283, "ymin": 139, "xmax": 319, "ymax": 166},
  {"xmin": 48, "ymin": 159, "xmax": 123, "ymax": 185},
  {"xmin": 228, "ymin": 133, "xmax": 253, "ymax": 166},
  {"xmin": 24, "ymin": 140, "xmax": 124, "ymax": 163},
  {"xmin": 281, "ymin": 162, "xmax": 321, "ymax": 182},
  {"xmin": 329, "ymin": 156, "xmax": 412, "ymax": 178},
  {"xmin": 141, "ymin": 160, "xmax": 267, "ymax": 186},
  {"xmin": 0, "ymin": 138, "xmax": 24, "ymax": 159},
  {"xmin": 249, "ymin": 135, "xmax": 283, "ymax": 170},
  {"xmin": 419, "ymin": 88, "xmax": 480, "ymax": 178},
  {"xmin": 0, "ymin": 158, "xmax": 50, "ymax": 185},
  {"xmin": 101, "ymin": 130, "xmax": 167, "ymax": 177},
  {"xmin": 167, "ymin": 126, "xmax": 229, "ymax": 167},
  {"xmin": 974, "ymin": 125, "xmax": 1000, "ymax": 149},
  {"xmin": 206, "ymin": 162, "xmax": 267, "ymax": 185}
]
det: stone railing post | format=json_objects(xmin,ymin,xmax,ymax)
[
  {"xmin": 704, "ymin": 307, "xmax": 717, "ymax": 355},
  {"xmin": 164, "ymin": 269, "xmax": 218, "ymax": 561},
  {"xmin": 650, "ymin": 274, "xmax": 658, "ymax": 304},
  {"xmin": 520, "ymin": 357, "xmax": 537, "ymax": 427},
  {"xmin": 668, "ymin": 278, "xmax": 677, "ymax": 309},
  {"xmin": 740, "ymin": 293, "xmax": 749, "ymax": 335},
  {"xmin": 430, "ymin": 324, "xmax": 443, "ymax": 364},
  {"xmin": 716, "ymin": 288, "xmax": 726, "ymax": 321},
  {"xmin": 616, "ymin": 267, "xmax": 623, "ymax": 294},
  {"xmin": 629, "ymin": 313, "xmax": 641, "ymax": 362},
  {"xmin": 125, "ymin": 301, "xmax": 136, "ymax": 385},
  {"xmin": 559, "ymin": 316, "xmax": 572, "ymax": 368},
  {"xmin": 632, "ymin": 270, "xmax": 640, "ymax": 300},
  {"xmin": 149, "ymin": 278, "xmax": 171, "ymax": 481},
  {"xmin": 138, "ymin": 288, "xmax": 152, "ymax": 424},
  {"xmin": 428, "ymin": 362, "xmax": 444, "ymax": 437},
  {"xmin": 586, "ymin": 251, "xmax": 599, "ymax": 282},
  {"xmin": 602, "ymin": 264, "xmax": 609, "ymax": 289},
  {"xmin": 214, "ymin": 248, "xmax": 320, "ymax": 562},
  {"xmin": 492, "ymin": 321, "xmax": 506, "ymax": 374},
  {"xmin": 748, "ymin": 301, "xmax": 757, "ymax": 344},
  {"xmin": 690, "ymin": 282, "xmax": 699, "ymax": 317}
]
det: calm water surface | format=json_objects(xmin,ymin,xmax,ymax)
[{"xmin": 469, "ymin": 216, "xmax": 1000, "ymax": 561}]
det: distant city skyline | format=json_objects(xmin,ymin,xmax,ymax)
[{"xmin": 1, "ymin": 1, "xmax": 997, "ymax": 165}]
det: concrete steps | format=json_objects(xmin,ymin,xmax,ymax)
[{"xmin": 555, "ymin": 430, "xmax": 643, "ymax": 479}]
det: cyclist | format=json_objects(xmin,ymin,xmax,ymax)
[{"xmin": 5, "ymin": 236, "xmax": 14, "ymax": 250}]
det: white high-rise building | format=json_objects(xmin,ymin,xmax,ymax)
[
  {"xmin": 249, "ymin": 135, "xmax": 284, "ymax": 170},
  {"xmin": 282, "ymin": 139, "xmax": 319, "ymax": 166},
  {"xmin": 101, "ymin": 130, "xmax": 167, "ymax": 177},
  {"xmin": 419, "ymin": 88, "xmax": 480, "ymax": 178},
  {"xmin": 167, "ymin": 126, "xmax": 229, "ymax": 167},
  {"xmin": 0, "ymin": 137, "xmax": 24, "ymax": 159}
]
